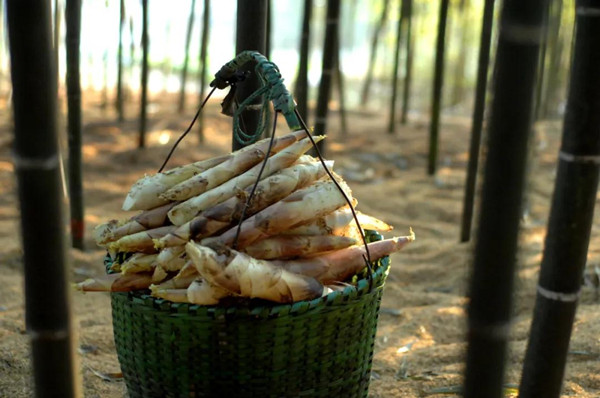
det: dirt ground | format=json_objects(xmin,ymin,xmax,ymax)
[{"xmin": 0, "ymin": 93, "xmax": 599, "ymax": 397}]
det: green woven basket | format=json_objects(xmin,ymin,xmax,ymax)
[{"xmin": 109, "ymin": 231, "xmax": 390, "ymax": 398}]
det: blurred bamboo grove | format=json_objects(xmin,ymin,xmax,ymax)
[
  {"xmin": 2, "ymin": 0, "xmax": 598, "ymax": 397},
  {"xmin": 0, "ymin": 0, "xmax": 577, "ymax": 119}
]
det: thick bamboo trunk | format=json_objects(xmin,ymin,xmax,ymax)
[
  {"xmin": 459, "ymin": 0, "xmax": 496, "ymax": 243},
  {"xmin": 427, "ymin": 0, "xmax": 450, "ymax": 175},
  {"xmin": 295, "ymin": 0, "xmax": 312, "ymax": 123},
  {"xmin": 234, "ymin": 0, "xmax": 268, "ymax": 151},
  {"xmin": 6, "ymin": 0, "xmax": 81, "ymax": 395},
  {"xmin": 65, "ymin": 0, "xmax": 84, "ymax": 250},
  {"xmin": 139, "ymin": 0, "xmax": 149, "ymax": 148},
  {"xmin": 313, "ymin": 0, "xmax": 340, "ymax": 156},
  {"xmin": 520, "ymin": 2, "xmax": 600, "ymax": 395},
  {"xmin": 388, "ymin": 0, "xmax": 405, "ymax": 134},
  {"xmin": 400, "ymin": 0, "xmax": 413, "ymax": 124},
  {"xmin": 463, "ymin": 1, "xmax": 547, "ymax": 397}
]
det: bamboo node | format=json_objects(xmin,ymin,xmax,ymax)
[
  {"xmin": 469, "ymin": 320, "xmax": 511, "ymax": 340},
  {"xmin": 558, "ymin": 151, "xmax": 600, "ymax": 165},
  {"xmin": 12, "ymin": 153, "xmax": 59, "ymax": 170},
  {"xmin": 27, "ymin": 328, "xmax": 70, "ymax": 341},
  {"xmin": 500, "ymin": 23, "xmax": 544, "ymax": 45},
  {"xmin": 537, "ymin": 284, "xmax": 580, "ymax": 303},
  {"xmin": 576, "ymin": 7, "xmax": 600, "ymax": 17}
]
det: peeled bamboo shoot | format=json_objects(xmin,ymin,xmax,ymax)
[
  {"xmin": 109, "ymin": 201, "xmax": 180, "ymax": 242},
  {"xmin": 74, "ymin": 272, "xmax": 153, "ymax": 292},
  {"xmin": 243, "ymin": 235, "xmax": 357, "ymax": 260},
  {"xmin": 208, "ymin": 177, "xmax": 353, "ymax": 249},
  {"xmin": 156, "ymin": 245, "xmax": 187, "ymax": 271},
  {"xmin": 162, "ymin": 130, "xmax": 307, "ymax": 202},
  {"xmin": 109, "ymin": 225, "xmax": 176, "ymax": 253},
  {"xmin": 276, "ymin": 233, "xmax": 415, "ymax": 284},
  {"xmin": 122, "ymin": 154, "xmax": 230, "ymax": 211},
  {"xmin": 167, "ymin": 135, "xmax": 324, "ymax": 225},
  {"xmin": 157, "ymin": 160, "xmax": 332, "ymax": 247},
  {"xmin": 120, "ymin": 253, "xmax": 158, "ymax": 274},
  {"xmin": 186, "ymin": 241, "xmax": 328, "ymax": 303},
  {"xmin": 284, "ymin": 207, "xmax": 393, "ymax": 236}
]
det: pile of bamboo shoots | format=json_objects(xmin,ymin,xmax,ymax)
[{"xmin": 78, "ymin": 130, "xmax": 414, "ymax": 304}]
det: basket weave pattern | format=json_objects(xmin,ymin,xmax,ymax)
[{"xmin": 110, "ymin": 232, "xmax": 390, "ymax": 398}]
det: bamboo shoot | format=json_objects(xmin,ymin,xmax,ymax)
[
  {"xmin": 162, "ymin": 130, "xmax": 308, "ymax": 201},
  {"xmin": 186, "ymin": 241, "xmax": 328, "ymax": 303}
]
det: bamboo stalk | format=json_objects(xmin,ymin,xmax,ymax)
[
  {"xmin": 234, "ymin": 0, "xmax": 268, "ymax": 151},
  {"xmin": 459, "ymin": 0, "xmax": 496, "ymax": 243},
  {"xmin": 334, "ymin": 31, "xmax": 347, "ymax": 135},
  {"xmin": 313, "ymin": 0, "xmax": 340, "ymax": 156},
  {"xmin": 533, "ymin": 0, "xmax": 551, "ymax": 121},
  {"xmin": 178, "ymin": 0, "xmax": 196, "ymax": 114},
  {"xmin": 463, "ymin": 0, "xmax": 547, "ymax": 397},
  {"xmin": 388, "ymin": 0, "xmax": 405, "ymax": 134},
  {"xmin": 519, "ymin": 2, "xmax": 600, "ymax": 395},
  {"xmin": 295, "ymin": 0, "xmax": 312, "ymax": 123},
  {"xmin": 6, "ymin": 0, "xmax": 81, "ymax": 395},
  {"xmin": 116, "ymin": 0, "xmax": 125, "ymax": 122},
  {"xmin": 360, "ymin": 0, "xmax": 390, "ymax": 106},
  {"xmin": 197, "ymin": 0, "xmax": 210, "ymax": 142},
  {"xmin": 427, "ymin": 0, "xmax": 450, "ymax": 175},
  {"xmin": 139, "ymin": 0, "xmax": 149, "ymax": 148},
  {"xmin": 541, "ymin": 0, "xmax": 564, "ymax": 118},
  {"xmin": 129, "ymin": 16, "xmax": 135, "ymax": 98},
  {"xmin": 400, "ymin": 0, "xmax": 413, "ymax": 124},
  {"xmin": 65, "ymin": 0, "xmax": 84, "ymax": 250},
  {"xmin": 450, "ymin": 0, "xmax": 469, "ymax": 105},
  {"xmin": 265, "ymin": 0, "xmax": 272, "ymax": 59},
  {"xmin": 53, "ymin": 0, "xmax": 61, "ymax": 83}
]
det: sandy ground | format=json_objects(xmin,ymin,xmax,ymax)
[{"xmin": 0, "ymin": 94, "xmax": 599, "ymax": 397}]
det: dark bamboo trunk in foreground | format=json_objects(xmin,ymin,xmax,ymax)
[
  {"xmin": 116, "ymin": 0, "xmax": 125, "ymax": 122},
  {"xmin": 234, "ymin": 0, "xmax": 267, "ymax": 151},
  {"xmin": 459, "ymin": 0, "xmax": 496, "ymax": 243},
  {"xmin": 388, "ymin": 0, "xmax": 405, "ymax": 134},
  {"xmin": 463, "ymin": 1, "xmax": 546, "ymax": 397},
  {"xmin": 313, "ymin": 0, "xmax": 340, "ymax": 156},
  {"xmin": 361, "ymin": 0, "xmax": 390, "ymax": 106},
  {"xmin": 295, "ymin": 0, "xmax": 312, "ymax": 123},
  {"xmin": 197, "ymin": 0, "xmax": 210, "ymax": 142},
  {"xmin": 427, "ymin": 0, "xmax": 449, "ymax": 175},
  {"xmin": 65, "ymin": 0, "xmax": 84, "ymax": 250},
  {"xmin": 400, "ymin": 0, "xmax": 413, "ymax": 124},
  {"xmin": 139, "ymin": 0, "xmax": 149, "ymax": 148},
  {"xmin": 178, "ymin": 0, "xmax": 196, "ymax": 114},
  {"xmin": 6, "ymin": 0, "xmax": 80, "ymax": 396},
  {"xmin": 520, "ymin": 2, "xmax": 600, "ymax": 396}
]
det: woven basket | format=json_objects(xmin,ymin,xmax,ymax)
[{"xmin": 108, "ymin": 231, "xmax": 390, "ymax": 398}]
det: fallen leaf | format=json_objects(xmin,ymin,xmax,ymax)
[
  {"xmin": 78, "ymin": 344, "xmax": 99, "ymax": 355},
  {"xmin": 87, "ymin": 366, "xmax": 123, "ymax": 382}
]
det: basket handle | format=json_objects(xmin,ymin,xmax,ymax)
[{"xmin": 211, "ymin": 51, "xmax": 301, "ymax": 145}]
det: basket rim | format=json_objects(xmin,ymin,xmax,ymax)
[{"xmin": 108, "ymin": 231, "xmax": 390, "ymax": 317}]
